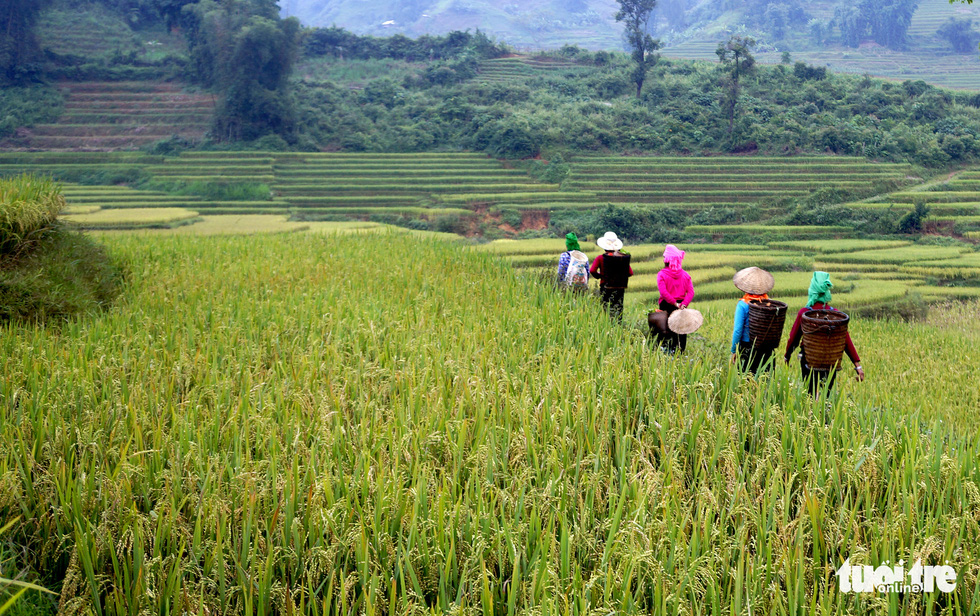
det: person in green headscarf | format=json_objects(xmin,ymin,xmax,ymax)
[
  {"xmin": 784, "ymin": 271, "xmax": 865, "ymax": 395},
  {"xmin": 556, "ymin": 232, "xmax": 590, "ymax": 290}
]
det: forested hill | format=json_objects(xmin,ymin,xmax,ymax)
[{"xmin": 281, "ymin": 0, "xmax": 623, "ymax": 50}]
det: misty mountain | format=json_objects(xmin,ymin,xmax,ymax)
[{"xmin": 280, "ymin": 0, "xmax": 629, "ymax": 50}]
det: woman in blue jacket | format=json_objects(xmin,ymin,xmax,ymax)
[{"xmin": 730, "ymin": 267, "xmax": 776, "ymax": 374}]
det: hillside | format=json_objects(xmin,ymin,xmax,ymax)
[
  {"xmin": 283, "ymin": 0, "xmax": 624, "ymax": 50},
  {"xmin": 287, "ymin": 0, "xmax": 980, "ymax": 89},
  {"xmin": 662, "ymin": 0, "xmax": 980, "ymax": 90}
]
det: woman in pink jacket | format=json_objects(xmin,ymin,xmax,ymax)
[{"xmin": 655, "ymin": 244, "xmax": 695, "ymax": 353}]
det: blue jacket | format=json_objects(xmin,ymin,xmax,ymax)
[{"xmin": 731, "ymin": 300, "xmax": 751, "ymax": 353}]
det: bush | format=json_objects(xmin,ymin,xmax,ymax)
[{"xmin": 0, "ymin": 228, "xmax": 123, "ymax": 322}]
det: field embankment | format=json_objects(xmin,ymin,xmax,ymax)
[{"xmin": 0, "ymin": 174, "xmax": 122, "ymax": 321}]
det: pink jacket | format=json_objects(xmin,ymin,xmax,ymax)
[{"xmin": 657, "ymin": 268, "xmax": 694, "ymax": 305}]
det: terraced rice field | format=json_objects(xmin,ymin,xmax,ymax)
[
  {"xmin": 10, "ymin": 82, "xmax": 214, "ymax": 150},
  {"xmin": 853, "ymin": 168, "xmax": 980, "ymax": 232},
  {"xmin": 475, "ymin": 55, "xmax": 593, "ymax": 84},
  {"xmin": 0, "ymin": 150, "xmax": 958, "ymax": 233},
  {"xmin": 478, "ymin": 236, "xmax": 980, "ymax": 314},
  {"xmin": 565, "ymin": 156, "xmax": 914, "ymax": 214},
  {"xmin": 61, "ymin": 207, "xmax": 201, "ymax": 229},
  {"xmin": 663, "ymin": 0, "xmax": 980, "ymax": 90}
]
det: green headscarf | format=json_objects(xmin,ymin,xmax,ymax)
[
  {"xmin": 807, "ymin": 271, "xmax": 833, "ymax": 307},
  {"xmin": 565, "ymin": 232, "xmax": 580, "ymax": 252}
]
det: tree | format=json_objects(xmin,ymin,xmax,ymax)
[
  {"xmin": 898, "ymin": 200, "xmax": 930, "ymax": 233},
  {"xmin": 183, "ymin": 0, "xmax": 300, "ymax": 142},
  {"xmin": 938, "ymin": 18, "xmax": 980, "ymax": 53},
  {"xmin": 0, "ymin": 0, "xmax": 52, "ymax": 84},
  {"xmin": 615, "ymin": 0, "xmax": 661, "ymax": 98},
  {"xmin": 716, "ymin": 35, "xmax": 756, "ymax": 135}
]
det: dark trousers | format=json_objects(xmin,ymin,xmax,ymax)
[
  {"xmin": 737, "ymin": 341, "xmax": 774, "ymax": 374},
  {"xmin": 801, "ymin": 362, "xmax": 838, "ymax": 396},
  {"xmin": 658, "ymin": 300, "xmax": 687, "ymax": 353},
  {"xmin": 599, "ymin": 287, "xmax": 625, "ymax": 322}
]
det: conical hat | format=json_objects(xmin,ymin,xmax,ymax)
[
  {"xmin": 733, "ymin": 267, "xmax": 775, "ymax": 295},
  {"xmin": 596, "ymin": 231, "xmax": 623, "ymax": 251},
  {"xmin": 668, "ymin": 308, "xmax": 703, "ymax": 334}
]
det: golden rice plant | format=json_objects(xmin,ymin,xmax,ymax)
[
  {"xmin": 0, "ymin": 174, "xmax": 65, "ymax": 252},
  {"xmin": 1, "ymin": 232, "xmax": 978, "ymax": 614}
]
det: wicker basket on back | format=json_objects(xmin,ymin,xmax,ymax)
[
  {"xmin": 801, "ymin": 309, "xmax": 850, "ymax": 370},
  {"xmin": 747, "ymin": 299, "xmax": 788, "ymax": 351}
]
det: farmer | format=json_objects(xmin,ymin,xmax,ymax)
[
  {"xmin": 656, "ymin": 244, "xmax": 694, "ymax": 354},
  {"xmin": 784, "ymin": 271, "xmax": 865, "ymax": 395},
  {"xmin": 556, "ymin": 232, "xmax": 590, "ymax": 291},
  {"xmin": 589, "ymin": 231, "xmax": 632, "ymax": 322},
  {"xmin": 730, "ymin": 266, "xmax": 776, "ymax": 374}
]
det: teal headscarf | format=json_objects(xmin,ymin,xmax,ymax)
[
  {"xmin": 565, "ymin": 232, "xmax": 580, "ymax": 252},
  {"xmin": 807, "ymin": 271, "xmax": 833, "ymax": 307}
]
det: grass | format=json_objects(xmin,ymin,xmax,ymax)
[
  {"xmin": 0, "ymin": 228, "xmax": 122, "ymax": 322},
  {"xmin": 0, "ymin": 175, "xmax": 66, "ymax": 254},
  {"xmin": 0, "ymin": 232, "xmax": 978, "ymax": 614}
]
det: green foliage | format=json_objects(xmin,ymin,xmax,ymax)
[
  {"xmin": 898, "ymin": 199, "xmax": 931, "ymax": 233},
  {"xmin": 0, "ymin": 85, "xmax": 63, "ymax": 138},
  {"xmin": 184, "ymin": 1, "xmax": 300, "ymax": 142},
  {"xmin": 303, "ymin": 27, "xmax": 508, "ymax": 62},
  {"xmin": 284, "ymin": 35, "xmax": 980, "ymax": 165},
  {"xmin": 522, "ymin": 153, "xmax": 570, "ymax": 184}
]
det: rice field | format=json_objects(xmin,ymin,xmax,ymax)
[
  {"xmin": 61, "ymin": 207, "xmax": 201, "ymax": 229},
  {"xmin": 1, "ymin": 231, "xmax": 979, "ymax": 614},
  {"xmin": 479, "ymin": 234, "xmax": 980, "ymax": 317},
  {"xmin": 0, "ymin": 174, "xmax": 65, "ymax": 250},
  {"xmin": 0, "ymin": 149, "xmax": 931, "ymax": 230},
  {"xmin": 6, "ymin": 82, "xmax": 214, "ymax": 151}
]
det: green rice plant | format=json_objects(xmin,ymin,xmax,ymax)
[
  {"xmin": 818, "ymin": 246, "xmax": 968, "ymax": 264},
  {"xmin": 916, "ymin": 285, "xmax": 980, "ymax": 300},
  {"xmin": 478, "ymin": 238, "xmax": 568, "ymax": 255},
  {"xmin": 685, "ymin": 224, "xmax": 854, "ymax": 235},
  {"xmin": 2, "ymin": 233, "xmax": 978, "ymax": 614},
  {"xmin": 437, "ymin": 191, "xmax": 596, "ymax": 204},
  {"xmin": 889, "ymin": 191, "xmax": 980, "ymax": 203},
  {"xmin": 287, "ymin": 195, "xmax": 422, "ymax": 206},
  {"xmin": 62, "ymin": 207, "xmax": 201, "ymax": 229},
  {"xmin": 62, "ymin": 205, "xmax": 102, "ymax": 215},
  {"xmin": 0, "ymin": 174, "xmax": 66, "ymax": 253},
  {"xmin": 766, "ymin": 239, "xmax": 913, "ymax": 253},
  {"xmin": 833, "ymin": 279, "xmax": 916, "ymax": 306}
]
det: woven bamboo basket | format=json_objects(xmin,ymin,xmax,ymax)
[
  {"xmin": 747, "ymin": 299, "xmax": 787, "ymax": 351},
  {"xmin": 801, "ymin": 309, "xmax": 850, "ymax": 370}
]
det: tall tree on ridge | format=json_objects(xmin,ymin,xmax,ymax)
[
  {"xmin": 716, "ymin": 35, "xmax": 756, "ymax": 137},
  {"xmin": 615, "ymin": 0, "xmax": 660, "ymax": 98}
]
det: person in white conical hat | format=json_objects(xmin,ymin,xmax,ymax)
[{"xmin": 589, "ymin": 232, "xmax": 632, "ymax": 322}]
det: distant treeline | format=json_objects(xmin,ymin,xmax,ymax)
[{"xmin": 304, "ymin": 27, "xmax": 510, "ymax": 62}]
